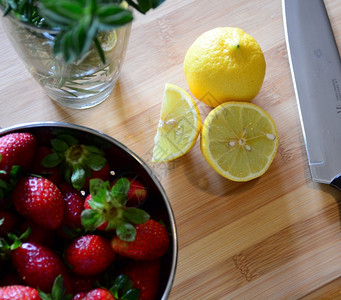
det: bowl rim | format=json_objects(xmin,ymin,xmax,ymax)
[{"xmin": 0, "ymin": 121, "xmax": 178, "ymax": 299}]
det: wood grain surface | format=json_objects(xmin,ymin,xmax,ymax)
[{"xmin": 1, "ymin": 0, "xmax": 341, "ymax": 299}]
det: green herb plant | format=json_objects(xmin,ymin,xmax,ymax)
[{"xmin": 0, "ymin": 0, "xmax": 165, "ymax": 63}]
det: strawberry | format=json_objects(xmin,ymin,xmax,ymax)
[
  {"xmin": 11, "ymin": 242, "xmax": 71, "ymax": 293},
  {"xmin": 80, "ymin": 288, "xmax": 115, "ymax": 300},
  {"xmin": 40, "ymin": 134, "xmax": 108, "ymax": 191},
  {"xmin": 81, "ymin": 178, "xmax": 150, "ymax": 241},
  {"xmin": 0, "ymin": 132, "xmax": 37, "ymax": 180},
  {"xmin": 122, "ymin": 259, "xmax": 161, "ymax": 300},
  {"xmin": 110, "ymin": 219, "xmax": 169, "ymax": 260},
  {"xmin": 65, "ymin": 235, "xmax": 115, "ymax": 276},
  {"xmin": 72, "ymin": 292, "xmax": 87, "ymax": 300},
  {"xmin": 12, "ymin": 176, "xmax": 64, "ymax": 230},
  {"xmin": 69, "ymin": 274, "xmax": 97, "ymax": 294},
  {"xmin": 59, "ymin": 183, "xmax": 85, "ymax": 229},
  {"xmin": 0, "ymin": 285, "xmax": 40, "ymax": 300}
]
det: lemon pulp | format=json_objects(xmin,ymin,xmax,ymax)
[
  {"xmin": 200, "ymin": 102, "xmax": 278, "ymax": 181},
  {"xmin": 152, "ymin": 84, "xmax": 201, "ymax": 162}
]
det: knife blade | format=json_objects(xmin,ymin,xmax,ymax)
[{"xmin": 283, "ymin": 0, "xmax": 341, "ymax": 189}]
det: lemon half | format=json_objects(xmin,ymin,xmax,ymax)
[
  {"xmin": 200, "ymin": 102, "xmax": 278, "ymax": 181},
  {"xmin": 152, "ymin": 84, "xmax": 201, "ymax": 162}
]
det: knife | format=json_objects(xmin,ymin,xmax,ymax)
[{"xmin": 283, "ymin": 0, "xmax": 341, "ymax": 190}]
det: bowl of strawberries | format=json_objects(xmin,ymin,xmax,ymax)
[{"xmin": 0, "ymin": 121, "xmax": 177, "ymax": 300}]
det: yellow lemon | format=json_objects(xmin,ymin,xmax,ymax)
[
  {"xmin": 152, "ymin": 84, "xmax": 201, "ymax": 162},
  {"xmin": 184, "ymin": 27, "xmax": 266, "ymax": 107},
  {"xmin": 200, "ymin": 101, "xmax": 278, "ymax": 181}
]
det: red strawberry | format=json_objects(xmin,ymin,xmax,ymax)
[
  {"xmin": 12, "ymin": 176, "xmax": 64, "ymax": 230},
  {"xmin": 0, "ymin": 132, "xmax": 37, "ymax": 180},
  {"xmin": 72, "ymin": 292, "xmax": 87, "ymax": 300},
  {"xmin": 65, "ymin": 235, "xmax": 115, "ymax": 276},
  {"xmin": 0, "ymin": 210, "xmax": 19, "ymax": 237},
  {"xmin": 69, "ymin": 274, "xmax": 97, "ymax": 294},
  {"xmin": 110, "ymin": 219, "xmax": 169, "ymax": 260},
  {"xmin": 81, "ymin": 178, "xmax": 150, "ymax": 239},
  {"xmin": 76, "ymin": 288, "xmax": 115, "ymax": 300},
  {"xmin": 11, "ymin": 242, "xmax": 71, "ymax": 293},
  {"xmin": 31, "ymin": 146, "xmax": 61, "ymax": 185},
  {"xmin": 0, "ymin": 285, "xmax": 40, "ymax": 300},
  {"xmin": 123, "ymin": 259, "xmax": 161, "ymax": 300},
  {"xmin": 59, "ymin": 183, "xmax": 85, "ymax": 229}
]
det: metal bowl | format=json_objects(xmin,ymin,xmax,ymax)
[{"xmin": 0, "ymin": 121, "xmax": 177, "ymax": 299}]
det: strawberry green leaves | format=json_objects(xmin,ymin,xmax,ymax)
[
  {"xmin": 81, "ymin": 178, "xmax": 150, "ymax": 241},
  {"xmin": 38, "ymin": 275, "xmax": 73, "ymax": 300},
  {"xmin": 110, "ymin": 274, "xmax": 140, "ymax": 300},
  {"xmin": 41, "ymin": 134, "xmax": 107, "ymax": 191}
]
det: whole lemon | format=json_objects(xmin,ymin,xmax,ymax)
[{"xmin": 183, "ymin": 27, "xmax": 266, "ymax": 107}]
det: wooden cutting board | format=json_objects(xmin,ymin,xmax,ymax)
[{"xmin": 1, "ymin": 0, "xmax": 341, "ymax": 298}]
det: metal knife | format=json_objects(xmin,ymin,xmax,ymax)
[{"xmin": 283, "ymin": 0, "xmax": 341, "ymax": 189}]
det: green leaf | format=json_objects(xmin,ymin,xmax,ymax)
[
  {"xmin": 38, "ymin": 0, "xmax": 76, "ymax": 28},
  {"xmin": 85, "ymin": 145, "xmax": 104, "ymax": 155},
  {"xmin": 2, "ymin": 0, "xmax": 165, "ymax": 64},
  {"xmin": 81, "ymin": 209, "xmax": 104, "ymax": 231},
  {"xmin": 38, "ymin": 290, "xmax": 51, "ymax": 300},
  {"xmin": 0, "ymin": 179, "xmax": 7, "ymax": 189},
  {"xmin": 8, "ymin": 234, "xmax": 22, "ymax": 250},
  {"xmin": 9, "ymin": 165, "xmax": 23, "ymax": 180},
  {"xmin": 41, "ymin": 152, "xmax": 63, "ymax": 168},
  {"xmin": 121, "ymin": 289, "xmax": 140, "ymax": 300},
  {"xmin": 110, "ymin": 274, "xmax": 130, "ymax": 298},
  {"xmin": 57, "ymin": 134, "xmax": 79, "ymax": 146},
  {"xmin": 111, "ymin": 177, "xmax": 130, "ymax": 206},
  {"xmin": 0, "ymin": 238, "xmax": 10, "ymax": 253},
  {"xmin": 116, "ymin": 223, "xmax": 136, "ymax": 241},
  {"xmin": 51, "ymin": 275, "xmax": 66, "ymax": 299},
  {"xmin": 97, "ymin": 5, "xmax": 133, "ymax": 30},
  {"xmin": 110, "ymin": 274, "xmax": 139, "ymax": 300},
  {"xmin": 123, "ymin": 207, "xmax": 150, "ymax": 224},
  {"xmin": 90, "ymin": 178, "xmax": 109, "ymax": 203},
  {"xmin": 126, "ymin": 0, "xmax": 165, "ymax": 13},
  {"xmin": 0, "ymin": 218, "xmax": 3, "ymax": 227},
  {"xmin": 20, "ymin": 226, "xmax": 32, "ymax": 240},
  {"xmin": 93, "ymin": 36, "xmax": 106, "ymax": 63},
  {"xmin": 71, "ymin": 165, "xmax": 86, "ymax": 190},
  {"xmin": 39, "ymin": 274, "xmax": 73, "ymax": 300},
  {"xmin": 85, "ymin": 152, "xmax": 106, "ymax": 171},
  {"xmin": 51, "ymin": 138, "xmax": 69, "ymax": 152}
]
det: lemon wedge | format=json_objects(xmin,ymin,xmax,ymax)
[
  {"xmin": 152, "ymin": 84, "xmax": 201, "ymax": 162},
  {"xmin": 200, "ymin": 101, "xmax": 278, "ymax": 181}
]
